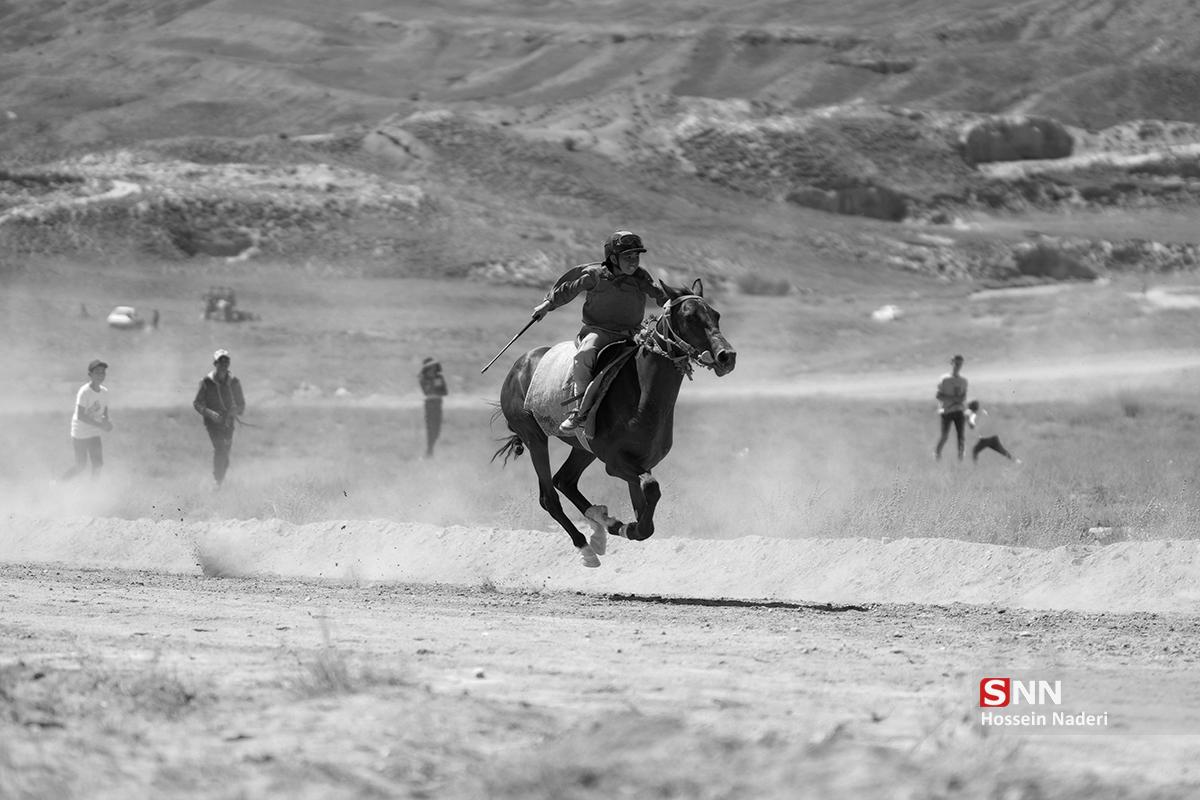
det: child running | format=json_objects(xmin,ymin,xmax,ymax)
[{"xmin": 967, "ymin": 399, "xmax": 1021, "ymax": 464}]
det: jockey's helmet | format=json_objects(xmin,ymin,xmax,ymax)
[{"xmin": 604, "ymin": 230, "xmax": 647, "ymax": 264}]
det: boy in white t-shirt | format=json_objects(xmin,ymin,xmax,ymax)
[
  {"xmin": 967, "ymin": 399, "xmax": 1020, "ymax": 464},
  {"xmin": 60, "ymin": 359, "xmax": 113, "ymax": 481}
]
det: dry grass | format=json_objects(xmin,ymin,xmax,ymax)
[
  {"xmin": 480, "ymin": 706, "xmax": 1159, "ymax": 800},
  {"xmin": 0, "ymin": 658, "xmax": 206, "ymax": 728},
  {"xmin": 665, "ymin": 392, "xmax": 1200, "ymax": 546},
  {"xmin": 292, "ymin": 620, "xmax": 412, "ymax": 697},
  {"xmin": 7, "ymin": 386, "xmax": 1200, "ymax": 548}
]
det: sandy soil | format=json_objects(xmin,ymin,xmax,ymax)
[
  {"xmin": 3, "ymin": 564, "xmax": 1200, "ymax": 799},
  {"xmin": 4, "ymin": 516, "xmax": 1200, "ymax": 614}
]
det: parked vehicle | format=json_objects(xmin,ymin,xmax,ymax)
[{"xmin": 106, "ymin": 305, "xmax": 158, "ymax": 330}]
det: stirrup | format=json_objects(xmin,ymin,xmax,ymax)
[{"xmin": 559, "ymin": 411, "xmax": 584, "ymax": 432}]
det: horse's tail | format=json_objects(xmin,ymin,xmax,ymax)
[
  {"xmin": 487, "ymin": 401, "xmax": 524, "ymax": 464},
  {"xmin": 491, "ymin": 434, "xmax": 525, "ymax": 465}
]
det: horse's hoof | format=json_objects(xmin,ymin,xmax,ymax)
[
  {"xmin": 577, "ymin": 546, "xmax": 601, "ymax": 568},
  {"xmin": 584, "ymin": 506, "xmax": 611, "ymax": 555},
  {"xmin": 584, "ymin": 504, "xmax": 608, "ymax": 522}
]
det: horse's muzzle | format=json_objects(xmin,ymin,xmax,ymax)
[{"xmin": 710, "ymin": 347, "xmax": 736, "ymax": 376}]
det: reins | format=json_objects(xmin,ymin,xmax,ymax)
[{"xmin": 634, "ymin": 294, "xmax": 717, "ymax": 379}]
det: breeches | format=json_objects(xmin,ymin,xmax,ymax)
[{"xmin": 572, "ymin": 328, "xmax": 629, "ymax": 398}]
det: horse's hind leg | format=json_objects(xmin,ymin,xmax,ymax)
[
  {"xmin": 552, "ymin": 448, "xmax": 615, "ymax": 555},
  {"xmin": 526, "ymin": 438, "xmax": 600, "ymax": 567}
]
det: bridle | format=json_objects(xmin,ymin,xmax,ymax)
[{"xmin": 634, "ymin": 294, "xmax": 718, "ymax": 379}]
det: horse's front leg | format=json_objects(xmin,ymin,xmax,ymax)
[{"xmin": 621, "ymin": 471, "xmax": 661, "ymax": 541}]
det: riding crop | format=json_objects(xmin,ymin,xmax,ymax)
[{"xmin": 480, "ymin": 317, "xmax": 538, "ymax": 374}]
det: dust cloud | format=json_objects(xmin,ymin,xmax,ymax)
[{"xmin": 4, "ymin": 510, "xmax": 1199, "ymax": 613}]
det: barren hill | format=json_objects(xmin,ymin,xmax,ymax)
[
  {"xmin": 7, "ymin": 0, "xmax": 1200, "ymax": 145},
  {"xmin": 6, "ymin": 0, "xmax": 1200, "ymax": 284}
]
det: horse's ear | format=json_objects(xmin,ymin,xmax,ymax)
[{"xmin": 691, "ymin": 278, "xmax": 703, "ymax": 297}]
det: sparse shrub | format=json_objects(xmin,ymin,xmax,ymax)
[
  {"xmin": 0, "ymin": 169, "xmax": 84, "ymax": 190},
  {"xmin": 562, "ymin": 137, "xmax": 577, "ymax": 152},
  {"xmin": 300, "ymin": 645, "xmax": 355, "ymax": 695},
  {"xmin": 1012, "ymin": 243, "xmax": 1097, "ymax": 280},
  {"xmin": 293, "ymin": 621, "xmax": 411, "ymax": 697},
  {"xmin": 1137, "ymin": 121, "xmax": 1164, "ymax": 140},
  {"xmin": 739, "ymin": 30, "xmax": 772, "ymax": 46}
]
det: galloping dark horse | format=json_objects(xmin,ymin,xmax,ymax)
[{"xmin": 494, "ymin": 279, "xmax": 736, "ymax": 567}]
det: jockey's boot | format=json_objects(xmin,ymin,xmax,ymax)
[{"xmin": 559, "ymin": 409, "xmax": 585, "ymax": 433}]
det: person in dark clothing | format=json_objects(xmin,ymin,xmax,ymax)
[
  {"xmin": 419, "ymin": 357, "xmax": 448, "ymax": 457},
  {"xmin": 530, "ymin": 229, "xmax": 668, "ymax": 432},
  {"xmin": 193, "ymin": 349, "xmax": 246, "ymax": 489},
  {"xmin": 934, "ymin": 354, "xmax": 968, "ymax": 461}
]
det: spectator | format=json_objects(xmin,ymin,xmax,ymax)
[
  {"xmin": 60, "ymin": 359, "xmax": 113, "ymax": 481},
  {"xmin": 934, "ymin": 354, "xmax": 968, "ymax": 461},
  {"xmin": 193, "ymin": 349, "xmax": 246, "ymax": 489},
  {"xmin": 967, "ymin": 400, "xmax": 1020, "ymax": 464},
  {"xmin": 419, "ymin": 356, "xmax": 448, "ymax": 457}
]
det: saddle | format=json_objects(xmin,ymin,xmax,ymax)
[{"xmin": 524, "ymin": 339, "xmax": 638, "ymax": 448}]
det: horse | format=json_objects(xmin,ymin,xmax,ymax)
[{"xmin": 493, "ymin": 278, "xmax": 737, "ymax": 567}]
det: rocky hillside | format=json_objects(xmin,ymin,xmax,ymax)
[{"xmin": 6, "ymin": 0, "xmax": 1200, "ymax": 285}]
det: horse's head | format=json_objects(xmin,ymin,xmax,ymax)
[{"xmin": 653, "ymin": 279, "xmax": 737, "ymax": 377}]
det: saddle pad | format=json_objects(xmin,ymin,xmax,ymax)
[{"xmin": 524, "ymin": 341, "xmax": 591, "ymax": 448}]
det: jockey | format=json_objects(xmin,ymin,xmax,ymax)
[{"xmin": 531, "ymin": 230, "xmax": 668, "ymax": 432}]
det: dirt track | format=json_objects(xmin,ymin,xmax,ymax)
[{"xmin": 3, "ymin": 564, "xmax": 1199, "ymax": 798}]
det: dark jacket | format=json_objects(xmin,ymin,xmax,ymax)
[
  {"xmin": 419, "ymin": 367, "xmax": 448, "ymax": 400},
  {"xmin": 544, "ymin": 262, "xmax": 668, "ymax": 334},
  {"xmin": 193, "ymin": 372, "xmax": 245, "ymax": 428}
]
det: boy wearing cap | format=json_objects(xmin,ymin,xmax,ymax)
[
  {"xmin": 530, "ymin": 229, "xmax": 668, "ymax": 432},
  {"xmin": 60, "ymin": 359, "xmax": 113, "ymax": 481},
  {"xmin": 193, "ymin": 349, "xmax": 246, "ymax": 488},
  {"xmin": 419, "ymin": 356, "xmax": 448, "ymax": 457}
]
